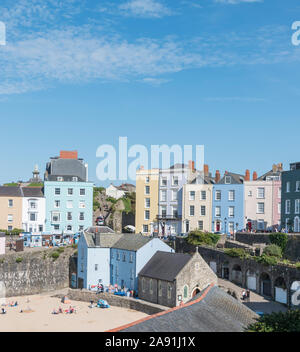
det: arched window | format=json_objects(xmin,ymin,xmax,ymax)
[{"xmin": 184, "ymin": 285, "xmax": 188, "ymax": 299}]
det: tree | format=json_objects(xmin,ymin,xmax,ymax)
[
  {"xmin": 247, "ymin": 310, "xmax": 300, "ymax": 332},
  {"xmin": 263, "ymin": 244, "xmax": 283, "ymax": 258}
]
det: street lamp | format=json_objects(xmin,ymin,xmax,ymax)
[{"xmin": 224, "ymin": 217, "xmax": 227, "ymax": 235}]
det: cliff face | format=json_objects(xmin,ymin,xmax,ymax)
[{"xmin": 93, "ymin": 189, "xmax": 135, "ymax": 233}]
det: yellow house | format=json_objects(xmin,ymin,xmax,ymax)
[
  {"xmin": 182, "ymin": 175, "xmax": 214, "ymax": 233},
  {"xmin": 0, "ymin": 187, "xmax": 23, "ymax": 231},
  {"xmin": 135, "ymin": 168, "xmax": 159, "ymax": 235}
]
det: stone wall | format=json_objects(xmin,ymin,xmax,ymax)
[
  {"xmin": 175, "ymin": 237, "xmax": 300, "ymax": 307},
  {"xmin": 66, "ymin": 289, "xmax": 168, "ymax": 315},
  {"xmin": 0, "ymin": 247, "xmax": 76, "ymax": 297}
]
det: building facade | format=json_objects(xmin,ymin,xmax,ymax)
[
  {"xmin": 212, "ymin": 172, "xmax": 245, "ymax": 235},
  {"xmin": 244, "ymin": 165, "xmax": 282, "ymax": 231},
  {"xmin": 281, "ymin": 162, "xmax": 300, "ymax": 232},
  {"xmin": 158, "ymin": 163, "xmax": 196, "ymax": 236},
  {"xmin": 138, "ymin": 250, "xmax": 218, "ymax": 308},
  {"xmin": 135, "ymin": 168, "xmax": 159, "ymax": 235},
  {"xmin": 0, "ymin": 187, "xmax": 23, "ymax": 231},
  {"xmin": 21, "ymin": 187, "xmax": 45, "ymax": 233},
  {"xmin": 77, "ymin": 229, "xmax": 174, "ymax": 291},
  {"xmin": 182, "ymin": 172, "xmax": 214, "ymax": 233},
  {"xmin": 44, "ymin": 151, "xmax": 93, "ymax": 235}
]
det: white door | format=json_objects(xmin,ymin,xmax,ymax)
[
  {"xmin": 247, "ymin": 276, "xmax": 257, "ymax": 291},
  {"xmin": 210, "ymin": 262, "xmax": 217, "ymax": 274},
  {"xmin": 275, "ymin": 287, "xmax": 287, "ymax": 304}
]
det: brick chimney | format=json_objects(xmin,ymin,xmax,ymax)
[
  {"xmin": 272, "ymin": 164, "xmax": 277, "ymax": 172},
  {"xmin": 245, "ymin": 169, "xmax": 250, "ymax": 182},
  {"xmin": 60, "ymin": 150, "xmax": 78, "ymax": 160},
  {"xmin": 204, "ymin": 164, "xmax": 209, "ymax": 177},
  {"xmin": 189, "ymin": 160, "xmax": 195, "ymax": 172},
  {"xmin": 277, "ymin": 163, "xmax": 283, "ymax": 171},
  {"xmin": 253, "ymin": 171, "xmax": 258, "ymax": 181},
  {"xmin": 215, "ymin": 170, "xmax": 220, "ymax": 183}
]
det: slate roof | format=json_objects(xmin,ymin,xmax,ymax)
[
  {"xmin": 218, "ymin": 172, "xmax": 245, "ymax": 184},
  {"xmin": 46, "ymin": 158, "xmax": 87, "ymax": 181},
  {"xmin": 139, "ymin": 251, "xmax": 192, "ymax": 282},
  {"xmin": 258, "ymin": 170, "xmax": 281, "ymax": 181},
  {"xmin": 83, "ymin": 231, "xmax": 153, "ymax": 251},
  {"xmin": 116, "ymin": 285, "xmax": 258, "ymax": 333},
  {"xmin": 86, "ymin": 226, "xmax": 115, "ymax": 234},
  {"xmin": 0, "ymin": 186, "xmax": 23, "ymax": 197},
  {"xmin": 190, "ymin": 175, "xmax": 215, "ymax": 185},
  {"xmin": 22, "ymin": 187, "xmax": 44, "ymax": 198}
]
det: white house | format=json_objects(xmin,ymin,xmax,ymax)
[
  {"xmin": 106, "ymin": 184, "xmax": 126, "ymax": 200},
  {"xmin": 21, "ymin": 187, "xmax": 46, "ymax": 233}
]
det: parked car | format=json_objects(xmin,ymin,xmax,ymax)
[{"xmin": 96, "ymin": 216, "xmax": 105, "ymax": 226}]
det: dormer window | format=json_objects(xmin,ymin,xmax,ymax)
[
  {"xmin": 72, "ymin": 177, "xmax": 78, "ymax": 182},
  {"xmin": 57, "ymin": 176, "xmax": 64, "ymax": 182},
  {"xmin": 225, "ymin": 176, "xmax": 231, "ymax": 184}
]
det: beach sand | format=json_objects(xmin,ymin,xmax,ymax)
[{"xmin": 0, "ymin": 293, "xmax": 148, "ymax": 332}]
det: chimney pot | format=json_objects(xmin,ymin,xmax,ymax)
[
  {"xmin": 215, "ymin": 170, "xmax": 220, "ymax": 183},
  {"xmin": 245, "ymin": 169, "xmax": 250, "ymax": 181},
  {"xmin": 204, "ymin": 164, "xmax": 209, "ymax": 177},
  {"xmin": 253, "ymin": 171, "xmax": 258, "ymax": 181}
]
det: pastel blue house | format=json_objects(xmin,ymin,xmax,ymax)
[
  {"xmin": 212, "ymin": 172, "xmax": 245, "ymax": 235},
  {"xmin": 44, "ymin": 151, "xmax": 93, "ymax": 235},
  {"xmin": 77, "ymin": 227, "xmax": 174, "ymax": 292}
]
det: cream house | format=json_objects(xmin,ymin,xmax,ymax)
[
  {"xmin": 135, "ymin": 168, "xmax": 159, "ymax": 235},
  {"xmin": 244, "ymin": 166, "xmax": 282, "ymax": 231},
  {"xmin": 182, "ymin": 174, "xmax": 214, "ymax": 233},
  {"xmin": 0, "ymin": 187, "xmax": 23, "ymax": 231}
]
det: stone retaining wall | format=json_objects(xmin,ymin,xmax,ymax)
[
  {"xmin": 65, "ymin": 289, "xmax": 168, "ymax": 315},
  {"xmin": 0, "ymin": 247, "xmax": 76, "ymax": 297}
]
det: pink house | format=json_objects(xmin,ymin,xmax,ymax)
[
  {"xmin": 0, "ymin": 232, "xmax": 5, "ymax": 255},
  {"xmin": 272, "ymin": 180, "xmax": 282, "ymax": 230}
]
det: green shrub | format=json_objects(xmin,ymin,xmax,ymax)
[
  {"xmin": 51, "ymin": 252, "xmax": 60, "ymax": 260},
  {"xmin": 16, "ymin": 257, "xmax": 23, "ymax": 263},
  {"xmin": 224, "ymin": 248, "xmax": 248, "ymax": 259},
  {"xmin": 72, "ymin": 244, "xmax": 78, "ymax": 249},
  {"xmin": 106, "ymin": 197, "xmax": 118, "ymax": 204},
  {"xmin": 296, "ymin": 262, "xmax": 300, "ymax": 270},
  {"xmin": 57, "ymin": 247, "xmax": 65, "ymax": 253},
  {"xmin": 187, "ymin": 231, "xmax": 220, "ymax": 247},
  {"xmin": 247, "ymin": 310, "xmax": 300, "ymax": 332},
  {"xmin": 269, "ymin": 233, "xmax": 289, "ymax": 253},
  {"xmin": 254, "ymin": 254, "xmax": 278, "ymax": 266},
  {"xmin": 263, "ymin": 244, "xmax": 283, "ymax": 258}
]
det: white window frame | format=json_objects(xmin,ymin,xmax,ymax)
[
  {"xmin": 144, "ymin": 210, "xmax": 150, "ymax": 221},
  {"xmin": 189, "ymin": 191, "xmax": 196, "ymax": 201},
  {"xmin": 285, "ymin": 200, "xmax": 291, "ymax": 214},
  {"xmin": 215, "ymin": 206, "xmax": 221, "ymax": 217},
  {"xmin": 286, "ymin": 182, "xmax": 291, "ymax": 193},
  {"xmin": 200, "ymin": 190, "xmax": 206, "ymax": 200},
  {"xmin": 228, "ymin": 206, "xmax": 235, "ymax": 218},
  {"xmin": 215, "ymin": 190, "xmax": 221, "ymax": 201},
  {"xmin": 145, "ymin": 198, "xmax": 150, "ymax": 209},
  {"xmin": 228, "ymin": 190, "xmax": 235, "ymax": 201},
  {"xmin": 257, "ymin": 187, "xmax": 265, "ymax": 199},
  {"xmin": 257, "ymin": 202, "xmax": 265, "ymax": 214}
]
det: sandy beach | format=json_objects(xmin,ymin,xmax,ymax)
[{"xmin": 0, "ymin": 292, "xmax": 148, "ymax": 332}]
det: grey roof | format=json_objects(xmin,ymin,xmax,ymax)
[
  {"xmin": 0, "ymin": 186, "xmax": 23, "ymax": 197},
  {"xmin": 45, "ymin": 158, "xmax": 87, "ymax": 181},
  {"xmin": 190, "ymin": 175, "xmax": 215, "ymax": 185},
  {"xmin": 46, "ymin": 175, "xmax": 86, "ymax": 182},
  {"xmin": 22, "ymin": 187, "xmax": 44, "ymax": 198},
  {"xmin": 86, "ymin": 226, "xmax": 115, "ymax": 234},
  {"xmin": 120, "ymin": 285, "xmax": 258, "ymax": 332},
  {"xmin": 83, "ymin": 231, "xmax": 153, "ymax": 251},
  {"xmin": 169, "ymin": 163, "xmax": 188, "ymax": 170},
  {"xmin": 113, "ymin": 234, "xmax": 152, "ymax": 251},
  {"xmin": 139, "ymin": 251, "xmax": 192, "ymax": 282},
  {"xmin": 258, "ymin": 170, "xmax": 281, "ymax": 181},
  {"xmin": 218, "ymin": 172, "xmax": 245, "ymax": 184}
]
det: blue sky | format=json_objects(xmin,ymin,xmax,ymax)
[{"xmin": 0, "ymin": 0, "xmax": 299, "ymax": 186}]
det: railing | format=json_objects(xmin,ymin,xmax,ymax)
[{"xmin": 156, "ymin": 214, "xmax": 182, "ymax": 220}]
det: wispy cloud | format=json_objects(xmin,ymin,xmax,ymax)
[
  {"xmin": 118, "ymin": 0, "xmax": 172, "ymax": 18},
  {"xmin": 0, "ymin": 0, "xmax": 298, "ymax": 96}
]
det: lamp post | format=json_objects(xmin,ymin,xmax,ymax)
[
  {"xmin": 212, "ymin": 220, "xmax": 215, "ymax": 233},
  {"xmin": 224, "ymin": 217, "xmax": 227, "ymax": 236}
]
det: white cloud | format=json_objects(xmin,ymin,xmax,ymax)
[{"xmin": 119, "ymin": 0, "xmax": 172, "ymax": 18}]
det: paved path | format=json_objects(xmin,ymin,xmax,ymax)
[{"xmin": 218, "ymin": 279, "xmax": 288, "ymax": 315}]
